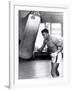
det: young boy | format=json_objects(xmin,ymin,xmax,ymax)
[{"xmin": 37, "ymin": 29, "xmax": 63, "ymax": 77}]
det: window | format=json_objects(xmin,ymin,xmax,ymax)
[{"xmin": 51, "ymin": 23, "xmax": 62, "ymax": 39}]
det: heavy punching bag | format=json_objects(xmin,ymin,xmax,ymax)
[{"xmin": 19, "ymin": 13, "xmax": 40, "ymax": 59}]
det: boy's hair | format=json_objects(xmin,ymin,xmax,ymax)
[{"xmin": 41, "ymin": 29, "xmax": 49, "ymax": 34}]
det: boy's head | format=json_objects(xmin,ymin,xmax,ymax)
[{"xmin": 41, "ymin": 29, "xmax": 49, "ymax": 39}]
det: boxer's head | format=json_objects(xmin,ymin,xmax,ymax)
[{"xmin": 41, "ymin": 29, "xmax": 49, "ymax": 39}]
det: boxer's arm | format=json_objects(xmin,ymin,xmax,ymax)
[
  {"xmin": 37, "ymin": 40, "xmax": 46, "ymax": 52},
  {"xmin": 56, "ymin": 39, "xmax": 63, "ymax": 54},
  {"xmin": 57, "ymin": 45, "xmax": 63, "ymax": 54},
  {"xmin": 52, "ymin": 37, "xmax": 63, "ymax": 54}
]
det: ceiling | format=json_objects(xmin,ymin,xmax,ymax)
[{"xmin": 19, "ymin": 10, "xmax": 63, "ymax": 23}]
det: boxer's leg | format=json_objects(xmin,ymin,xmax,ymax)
[
  {"xmin": 51, "ymin": 62, "xmax": 59, "ymax": 77},
  {"xmin": 19, "ymin": 14, "xmax": 40, "ymax": 59},
  {"xmin": 51, "ymin": 62, "xmax": 57, "ymax": 77},
  {"xmin": 57, "ymin": 52, "xmax": 63, "ymax": 77},
  {"xmin": 51, "ymin": 55, "xmax": 60, "ymax": 77},
  {"xmin": 55, "ymin": 63, "xmax": 59, "ymax": 76}
]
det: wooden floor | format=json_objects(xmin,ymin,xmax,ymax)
[{"xmin": 19, "ymin": 60, "xmax": 52, "ymax": 79}]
